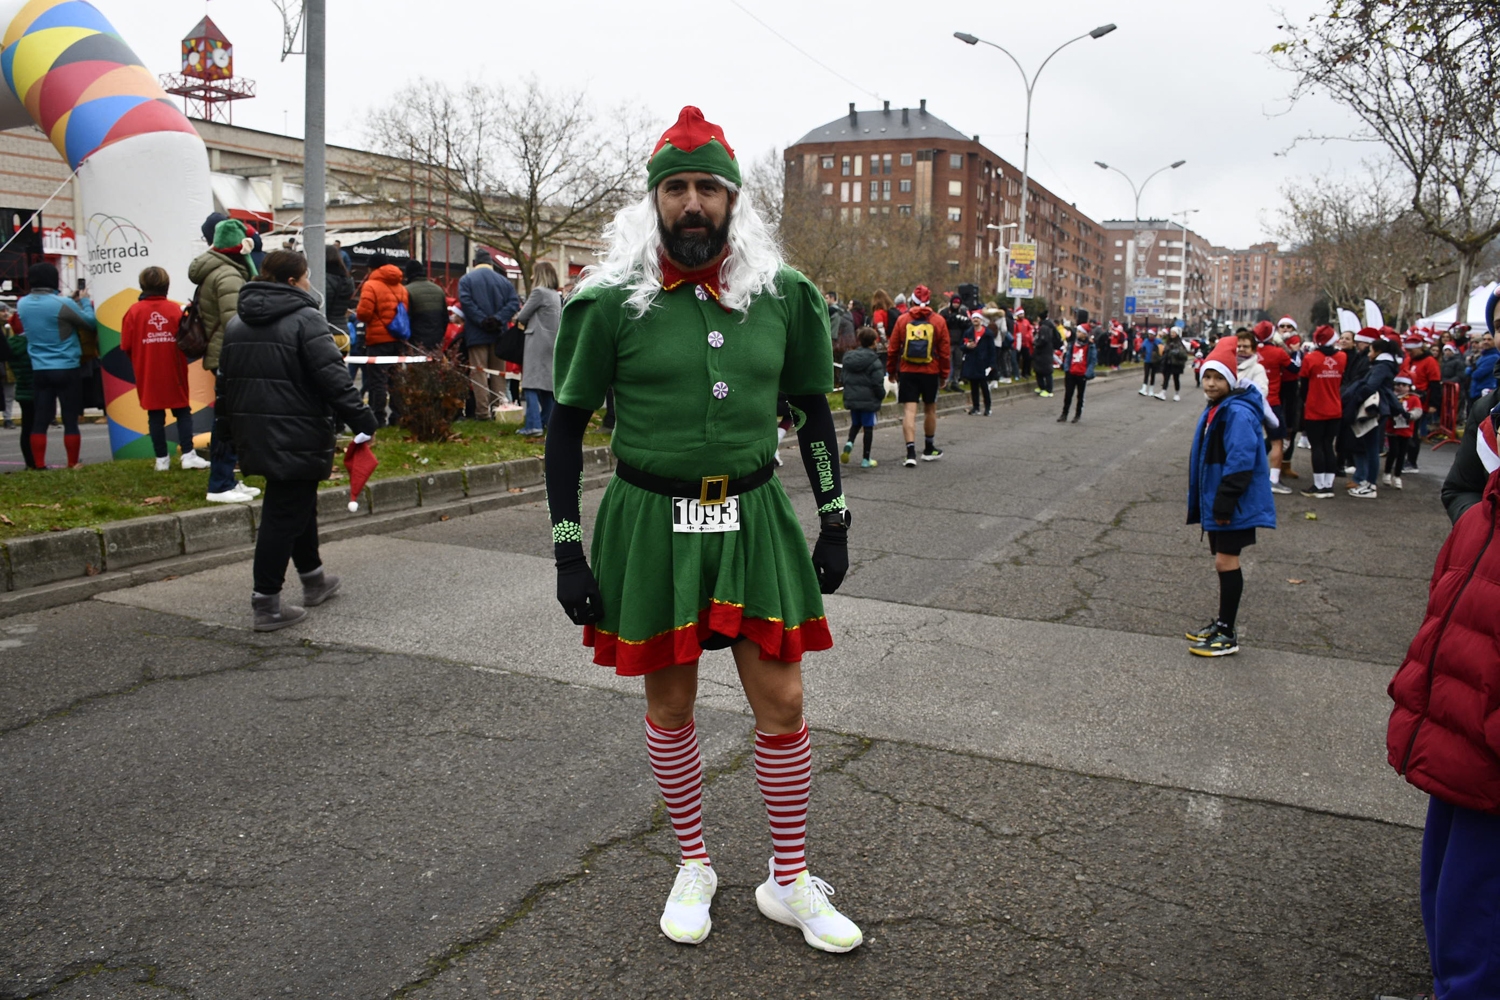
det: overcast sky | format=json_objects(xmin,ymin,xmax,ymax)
[{"xmin": 102, "ymin": 0, "xmax": 1375, "ymax": 250}]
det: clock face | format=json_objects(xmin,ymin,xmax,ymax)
[
  {"xmin": 186, "ymin": 47, "xmax": 202, "ymax": 68},
  {"xmin": 212, "ymin": 46, "xmax": 230, "ymax": 68}
]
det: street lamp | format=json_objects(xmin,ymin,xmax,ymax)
[
  {"xmin": 988, "ymin": 222, "xmax": 1018, "ymax": 297},
  {"xmin": 1172, "ymin": 208, "xmax": 1200, "ymax": 327},
  {"xmin": 1095, "ymin": 159, "xmax": 1184, "ymax": 320},
  {"xmin": 955, "ymin": 23, "xmax": 1116, "ymax": 251}
]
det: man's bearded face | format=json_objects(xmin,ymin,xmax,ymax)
[{"xmin": 659, "ymin": 204, "xmax": 731, "ymax": 270}]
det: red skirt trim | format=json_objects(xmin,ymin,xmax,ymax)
[{"xmin": 583, "ymin": 599, "xmax": 833, "ymax": 676}]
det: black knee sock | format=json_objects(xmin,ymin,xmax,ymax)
[
  {"xmin": 924, "ymin": 435, "xmax": 934, "ymax": 452},
  {"xmin": 846, "ymin": 423, "xmax": 859, "ymax": 446},
  {"xmin": 906, "ymin": 441, "xmax": 917, "ymax": 459},
  {"xmin": 862, "ymin": 425, "xmax": 872, "ymax": 459},
  {"xmin": 1217, "ymin": 569, "xmax": 1244, "ymax": 631}
]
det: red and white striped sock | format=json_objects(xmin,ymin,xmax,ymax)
[
  {"xmin": 645, "ymin": 716, "xmax": 710, "ymax": 865},
  {"xmin": 755, "ymin": 721, "xmax": 812, "ymax": 885}
]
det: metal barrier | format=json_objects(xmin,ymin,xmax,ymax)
[{"xmin": 1430, "ymin": 381, "xmax": 1462, "ymax": 450}]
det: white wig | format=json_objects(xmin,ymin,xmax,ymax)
[{"xmin": 579, "ymin": 176, "xmax": 783, "ymax": 318}]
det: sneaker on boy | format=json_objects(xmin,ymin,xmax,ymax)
[{"xmin": 1189, "ymin": 624, "xmax": 1240, "ymax": 657}]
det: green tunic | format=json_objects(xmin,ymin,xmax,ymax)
[{"xmin": 552, "ymin": 265, "xmax": 834, "ymax": 674}]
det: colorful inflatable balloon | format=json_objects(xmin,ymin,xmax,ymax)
[{"xmin": 0, "ymin": 0, "xmax": 215, "ymax": 459}]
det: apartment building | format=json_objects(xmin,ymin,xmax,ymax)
[
  {"xmin": 1207, "ymin": 243, "xmax": 1314, "ymax": 324},
  {"xmin": 785, "ymin": 101, "xmax": 1105, "ymax": 319},
  {"xmin": 1101, "ymin": 219, "xmax": 1219, "ymax": 327}
]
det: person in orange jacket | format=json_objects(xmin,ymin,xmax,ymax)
[{"xmin": 355, "ymin": 255, "xmax": 410, "ymax": 427}]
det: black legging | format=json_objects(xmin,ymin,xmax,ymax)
[
  {"xmin": 844, "ymin": 421, "xmax": 873, "ymax": 459},
  {"xmin": 1035, "ymin": 368, "xmax": 1053, "ymax": 393},
  {"xmin": 1160, "ymin": 368, "xmax": 1182, "ymax": 393},
  {"xmin": 31, "ymin": 366, "xmax": 82, "ymax": 435},
  {"xmin": 252, "ymin": 479, "xmax": 322, "ymax": 595},
  {"xmin": 147, "ymin": 407, "xmax": 196, "ymax": 458},
  {"xmin": 969, "ymin": 378, "xmax": 990, "ymax": 412},
  {"xmin": 1062, "ymin": 372, "xmax": 1087, "ymax": 417},
  {"xmin": 1305, "ymin": 418, "xmax": 1339, "ymax": 476}
]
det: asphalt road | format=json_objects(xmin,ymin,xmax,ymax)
[{"xmin": 0, "ymin": 373, "xmax": 1451, "ymax": 998}]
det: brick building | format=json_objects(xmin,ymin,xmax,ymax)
[
  {"xmin": 784, "ymin": 101, "xmax": 1105, "ymax": 319},
  {"xmin": 1205, "ymin": 243, "xmax": 1314, "ymax": 324},
  {"xmin": 1102, "ymin": 219, "xmax": 1217, "ymax": 327}
]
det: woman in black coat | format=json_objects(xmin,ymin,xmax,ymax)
[
  {"xmin": 219, "ymin": 250, "xmax": 377, "ymax": 631},
  {"xmin": 960, "ymin": 312, "xmax": 998, "ymax": 415}
]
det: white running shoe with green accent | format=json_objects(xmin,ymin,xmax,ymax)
[
  {"xmin": 754, "ymin": 859, "xmax": 863, "ymax": 953},
  {"xmin": 660, "ymin": 860, "xmax": 716, "ymax": 945}
]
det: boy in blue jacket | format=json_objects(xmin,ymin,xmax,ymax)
[{"xmin": 1185, "ymin": 336, "xmax": 1277, "ymax": 657}]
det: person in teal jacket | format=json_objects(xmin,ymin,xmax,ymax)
[
  {"xmin": 1184, "ymin": 336, "xmax": 1276, "ymax": 657},
  {"xmin": 16, "ymin": 262, "xmax": 94, "ymax": 469}
]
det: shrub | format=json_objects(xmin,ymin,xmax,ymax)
[{"xmin": 391, "ymin": 350, "xmax": 470, "ymax": 442}]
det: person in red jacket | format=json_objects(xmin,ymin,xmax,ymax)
[
  {"xmin": 1381, "ymin": 375, "xmax": 1424, "ymax": 488},
  {"xmin": 1014, "ymin": 308, "xmax": 1034, "ymax": 378},
  {"xmin": 1254, "ymin": 320, "xmax": 1296, "ymax": 494},
  {"xmin": 355, "ymin": 255, "xmax": 411, "ymax": 428},
  {"xmin": 121, "ymin": 267, "xmax": 209, "ymax": 472},
  {"xmin": 885, "ymin": 284, "xmax": 950, "ymax": 467},
  {"xmin": 1387, "ymin": 435, "xmax": 1500, "ymax": 999},
  {"xmin": 1406, "ymin": 335, "xmax": 1442, "ymax": 474},
  {"xmin": 1296, "ymin": 325, "xmax": 1345, "ymax": 498}
]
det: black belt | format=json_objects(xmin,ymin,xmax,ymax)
[{"xmin": 614, "ymin": 460, "xmax": 776, "ymax": 506}]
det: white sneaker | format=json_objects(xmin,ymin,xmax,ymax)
[
  {"xmin": 180, "ymin": 450, "xmax": 210, "ymax": 470},
  {"xmin": 1173, "ymin": 393, "xmax": 1181, "ymax": 402},
  {"xmin": 1154, "ymin": 390, "xmax": 1168, "ymax": 400},
  {"xmin": 1270, "ymin": 482, "xmax": 1293, "ymax": 494},
  {"xmin": 1393, "ymin": 476, "xmax": 1403, "ymax": 490},
  {"xmin": 1296, "ymin": 434, "xmax": 1311, "ymax": 450},
  {"xmin": 233, "ymin": 482, "xmax": 261, "ymax": 498},
  {"xmin": 1382, "ymin": 473, "xmax": 1392, "ymax": 487},
  {"xmin": 659, "ymin": 860, "xmax": 716, "ymax": 945},
  {"xmin": 206, "ymin": 489, "xmax": 253, "ymax": 503},
  {"xmin": 1351, "ymin": 483, "xmax": 1378, "ymax": 499},
  {"xmin": 754, "ymin": 860, "xmax": 862, "ymax": 953},
  {"xmin": 1138, "ymin": 385, "xmax": 1150, "ymax": 396},
  {"xmin": 154, "ymin": 456, "xmax": 171, "ymax": 472}
]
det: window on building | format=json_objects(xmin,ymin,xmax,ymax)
[
  {"xmin": 853, "ymin": 207, "xmax": 862, "ymax": 222},
  {"xmin": 821, "ymin": 207, "xmax": 833, "ymax": 220},
  {"xmin": 900, "ymin": 152, "xmax": 913, "ymax": 166},
  {"xmin": 840, "ymin": 182, "xmax": 849, "ymax": 203},
  {"xmin": 948, "ymin": 180, "xmax": 962, "ymax": 197},
  {"xmin": 821, "ymin": 182, "xmax": 833, "ymax": 196},
  {"xmin": 948, "ymin": 207, "xmax": 962, "ymax": 222},
  {"xmin": 870, "ymin": 180, "xmax": 879, "ymax": 199},
  {"xmin": 854, "ymin": 155, "xmax": 863, "ymax": 177},
  {"xmin": 821, "ymin": 156, "xmax": 834, "ymax": 170},
  {"xmin": 948, "ymin": 261, "xmax": 961, "ymax": 273},
  {"xmin": 841, "ymin": 156, "xmax": 850, "ymax": 176},
  {"xmin": 1115, "ymin": 239, "xmax": 1123, "ymax": 247},
  {"xmin": 949, "ymin": 153, "xmax": 963, "ymax": 169},
  {"xmin": 898, "ymin": 205, "xmax": 912, "ymax": 216},
  {"xmin": 882, "ymin": 154, "xmax": 892, "ymax": 174},
  {"xmin": 880, "ymin": 205, "xmax": 890, "ymax": 215},
  {"xmin": 882, "ymin": 180, "xmax": 891, "ymax": 200},
  {"xmin": 853, "ymin": 182, "xmax": 862, "ymax": 203},
  {"xmin": 840, "ymin": 207, "xmax": 848, "ymax": 223},
  {"xmin": 1113, "ymin": 254, "xmax": 1122, "ymax": 261},
  {"xmin": 947, "ymin": 234, "xmax": 961, "ymax": 249},
  {"xmin": 899, "ymin": 179, "xmax": 912, "ymax": 193}
]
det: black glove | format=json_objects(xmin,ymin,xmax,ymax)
[
  {"xmin": 555, "ymin": 542, "xmax": 604, "ymax": 625},
  {"xmin": 480, "ymin": 315, "xmax": 502, "ymax": 333},
  {"xmin": 811, "ymin": 511, "xmax": 851, "ymax": 595}
]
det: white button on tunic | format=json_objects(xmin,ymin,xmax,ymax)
[
  {"xmin": 708, "ymin": 330, "xmax": 725, "ymax": 348},
  {"xmin": 712, "ymin": 381, "xmax": 729, "ymax": 399}
]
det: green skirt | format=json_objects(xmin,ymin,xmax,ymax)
[{"xmin": 583, "ymin": 476, "xmax": 833, "ymax": 675}]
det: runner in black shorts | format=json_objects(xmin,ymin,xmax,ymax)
[
  {"xmin": 897, "ymin": 371, "xmax": 939, "ymax": 405},
  {"xmin": 885, "ymin": 285, "xmax": 951, "ymax": 467}
]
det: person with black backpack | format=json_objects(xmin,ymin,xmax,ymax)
[
  {"xmin": 885, "ymin": 284, "xmax": 950, "ymax": 467},
  {"xmin": 1031, "ymin": 309, "xmax": 1058, "ymax": 398}
]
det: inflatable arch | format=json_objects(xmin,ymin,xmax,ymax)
[{"xmin": 0, "ymin": 0, "xmax": 214, "ymax": 459}]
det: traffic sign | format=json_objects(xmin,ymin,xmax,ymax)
[{"xmin": 1124, "ymin": 296, "xmax": 1136, "ymax": 315}]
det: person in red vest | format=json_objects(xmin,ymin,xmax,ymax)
[
  {"xmin": 1296, "ymin": 325, "xmax": 1346, "ymax": 498},
  {"xmin": 121, "ymin": 267, "xmax": 210, "ymax": 472},
  {"xmin": 1253, "ymin": 320, "xmax": 1296, "ymax": 495}
]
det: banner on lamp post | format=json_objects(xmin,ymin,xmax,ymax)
[{"xmin": 1006, "ymin": 242, "xmax": 1036, "ymax": 299}]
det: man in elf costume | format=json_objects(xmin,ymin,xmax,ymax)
[{"xmin": 543, "ymin": 108, "xmax": 862, "ymax": 953}]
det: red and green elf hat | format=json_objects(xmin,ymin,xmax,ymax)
[{"xmin": 646, "ymin": 106, "xmax": 740, "ymax": 191}]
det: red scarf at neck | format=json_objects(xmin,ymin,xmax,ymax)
[{"xmin": 659, "ymin": 250, "xmax": 732, "ymax": 312}]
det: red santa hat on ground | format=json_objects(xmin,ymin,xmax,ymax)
[
  {"xmin": 1201, "ymin": 336, "xmax": 1240, "ymax": 389},
  {"xmin": 1312, "ymin": 324, "xmax": 1338, "ymax": 346}
]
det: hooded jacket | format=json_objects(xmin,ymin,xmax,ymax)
[
  {"xmin": 886, "ymin": 305, "xmax": 951, "ymax": 379},
  {"xmin": 189, "ymin": 249, "xmax": 252, "ymax": 373},
  {"xmin": 356, "ymin": 264, "xmax": 411, "ymax": 346},
  {"xmin": 1187, "ymin": 386, "xmax": 1277, "ymax": 533},
  {"xmin": 218, "ymin": 281, "xmax": 376, "ymax": 481},
  {"xmin": 960, "ymin": 325, "xmax": 997, "ymax": 381},
  {"xmin": 839, "ymin": 345, "xmax": 886, "ymax": 411},
  {"xmin": 1388, "ymin": 466, "xmax": 1500, "ymax": 813},
  {"xmin": 1468, "ymin": 345, "xmax": 1499, "ymax": 399}
]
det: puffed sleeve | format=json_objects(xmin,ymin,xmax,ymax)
[
  {"xmin": 552, "ymin": 288, "xmax": 617, "ymax": 411},
  {"xmin": 778, "ymin": 268, "xmax": 834, "ymax": 395}
]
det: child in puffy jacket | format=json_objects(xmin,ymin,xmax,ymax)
[
  {"xmin": 839, "ymin": 327, "xmax": 886, "ymax": 468},
  {"xmin": 1184, "ymin": 337, "xmax": 1276, "ymax": 658},
  {"xmin": 1381, "ymin": 375, "xmax": 1423, "ymax": 489}
]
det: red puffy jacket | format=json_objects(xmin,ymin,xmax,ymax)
[{"xmin": 1387, "ymin": 469, "xmax": 1500, "ymax": 813}]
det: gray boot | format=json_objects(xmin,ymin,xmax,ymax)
[
  {"xmin": 252, "ymin": 593, "xmax": 307, "ymax": 632},
  {"xmin": 299, "ymin": 567, "xmax": 342, "ymax": 607}
]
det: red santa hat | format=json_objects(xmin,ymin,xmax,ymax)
[
  {"xmin": 1276, "ymin": 316, "xmax": 1298, "ymax": 330},
  {"xmin": 1402, "ymin": 333, "xmax": 1425, "ymax": 351},
  {"xmin": 1312, "ymin": 324, "xmax": 1338, "ymax": 346},
  {"xmin": 1354, "ymin": 327, "xmax": 1379, "ymax": 344},
  {"xmin": 1253, "ymin": 319, "xmax": 1275, "ymax": 343},
  {"xmin": 1394, "ymin": 374, "xmax": 1414, "ymax": 385},
  {"xmin": 911, "ymin": 284, "xmax": 931, "ymax": 305},
  {"xmin": 1201, "ymin": 336, "xmax": 1240, "ymax": 389}
]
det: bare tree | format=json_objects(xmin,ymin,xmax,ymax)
[
  {"xmin": 1274, "ymin": 1, "xmax": 1500, "ymax": 322},
  {"xmin": 1276, "ymin": 163, "xmax": 1459, "ymax": 325},
  {"xmin": 366, "ymin": 77, "xmax": 654, "ymax": 291}
]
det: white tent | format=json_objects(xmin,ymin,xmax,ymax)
[{"xmin": 1419, "ymin": 282, "xmax": 1498, "ymax": 330}]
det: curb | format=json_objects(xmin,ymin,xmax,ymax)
[
  {"xmin": 0, "ymin": 448, "xmax": 618, "ymax": 614},
  {"xmin": 0, "ymin": 372, "xmax": 1134, "ymax": 614}
]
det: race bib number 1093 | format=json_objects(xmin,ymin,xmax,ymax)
[{"xmin": 672, "ymin": 497, "xmax": 741, "ymax": 533}]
